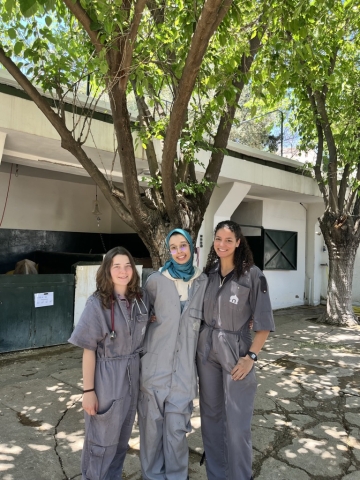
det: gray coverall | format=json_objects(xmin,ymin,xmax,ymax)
[
  {"xmin": 196, "ymin": 265, "xmax": 275, "ymax": 480},
  {"xmin": 69, "ymin": 291, "xmax": 150, "ymax": 480},
  {"xmin": 138, "ymin": 271, "xmax": 208, "ymax": 480}
]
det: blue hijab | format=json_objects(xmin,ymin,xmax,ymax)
[{"xmin": 161, "ymin": 228, "xmax": 195, "ymax": 282}]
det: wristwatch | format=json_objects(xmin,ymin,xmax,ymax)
[{"xmin": 247, "ymin": 351, "xmax": 258, "ymax": 361}]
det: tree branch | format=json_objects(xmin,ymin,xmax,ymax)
[
  {"xmin": 347, "ymin": 163, "xmax": 360, "ymax": 214},
  {"xmin": 313, "ymin": 90, "xmax": 338, "ymax": 212},
  {"xmin": 338, "ymin": 163, "xmax": 350, "ymax": 213},
  {"xmin": 62, "ymin": 0, "xmax": 103, "ymax": 54},
  {"xmin": 114, "ymin": 0, "xmax": 148, "ymax": 91},
  {"xmin": 306, "ymin": 86, "xmax": 328, "ymax": 207},
  {"xmin": 161, "ymin": 0, "xmax": 233, "ymax": 223},
  {"xmin": 131, "ymin": 80, "xmax": 159, "ymax": 177},
  {"xmin": 199, "ymin": 32, "xmax": 262, "ymax": 211}
]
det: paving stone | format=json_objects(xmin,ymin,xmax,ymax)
[
  {"xmin": 0, "ymin": 377, "xmax": 82, "ymax": 432},
  {"xmin": 254, "ymin": 393, "xmax": 277, "ymax": 411},
  {"xmin": 346, "ymin": 413, "xmax": 360, "ymax": 428},
  {"xmin": 304, "ymin": 422, "xmax": 348, "ymax": 444},
  {"xmin": 123, "ymin": 451, "xmax": 142, "ymax": 480},
  {"xmin": 288, "ymin": 414, "xmax": 316, "ymax": 430},
  {"xmin": 349, "ymin": 428, "xmax": 360, "ymax": 463},
  {"xmin": 346, "ymin": 396, "xmax": 360, "ymax": 409},
  {"xmin": 278, "ymin": 437, "xmax": 349, "ymax": 477},
  {"xmin": 256, "ymin": 371, "xmax": 301, "ymax": 399},
  {"xmin": 252, "ymin": 425, "xmax": 278, "ymax": 453},
  {"xmin": 51, "ymin": 367, "xmax": 83, "ymax": 392},
  {"xmin": 303, "ymin": 400, "xmax": 319, "ymax": 408},
  {"xmin": 318, "ymin": 411, "xmax": 338, "ymax": 419},
  {"xmin": 342, "ymin": 472, "xmax": 360, "ymax": 479},
  {"xmin": 276, "ymin": 398, "xmax": 301, "ymax": 412},
  {"xmin": 0, "ymin": 405, "xmax": 64, "ymax": 480},
  {"xmin": 54, "ymin": 399, "xmax": 84, "ymax": 479},
  {"xmin": 256, "ymin": 457, "xmax": 310, "ymax": 480},
  {"xmin": 252, "ymin": 413, "xmax": 287, "ymax": 431}
]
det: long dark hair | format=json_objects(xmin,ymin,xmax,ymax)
[
  {"xmin": 205, "ymin": 220, "xmax": 254, "ymax": 278},
  {"xmin": 95, "ymin": 246, "xmax": 142, "ymax": 309}
]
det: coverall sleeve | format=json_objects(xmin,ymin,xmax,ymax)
[
  {"xmin": 249, "ymin": 268, "xmax": 275, "ymax": 332},
  {"xmin": 144, "ymin": 273, "xmax": 159, "ymax": 322},
  {"xmin": 68, "ymin": 296, "xmax": 105, "ymax": 351}
]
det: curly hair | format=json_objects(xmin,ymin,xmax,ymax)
[
  {"xmin": 204, "ymin": 220, "xmax": 254, "ymax": 278},
  {"xmin": 95, "ymin": 246, "xmax": 142, "ymax": 309}
]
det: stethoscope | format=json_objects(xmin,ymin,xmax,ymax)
[
  {"xmin": 110, "ymin": 298, "xmax": 117, "ymax": 340},
  {"xmin": 109, "ymin": 295, "xmax": 148, "ymax": 340}
]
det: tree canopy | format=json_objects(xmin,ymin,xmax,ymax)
[
  {"xmin": 252, "ymin": 0, "xmax": 360, "ymax": 325},
  {"xmin": 0, "ymin": 0, "xmax": 274, "ymax": 266}
]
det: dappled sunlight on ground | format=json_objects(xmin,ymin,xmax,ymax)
[{"xmin": 0, "ymin": 443, "xmax": 22, "ymax": 473}]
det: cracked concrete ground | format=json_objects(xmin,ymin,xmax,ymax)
[{"xmin": 0, "ymin": 305, "xmax": 359, "ymax": 479}]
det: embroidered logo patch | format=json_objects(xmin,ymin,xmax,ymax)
[
  {"xmin": 229, "ymin": 294, "xmax": 239, "ymax": 305},
  {"xmin": 193, "ymin": 321, "xmax": 200, "ymax": 331}
]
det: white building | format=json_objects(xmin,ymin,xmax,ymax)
[{"xmin": 1, "ymin": 69, "xmax": 359, "ymax": 311}]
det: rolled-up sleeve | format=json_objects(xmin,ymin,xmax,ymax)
[
  {"xmin": 249, "ymin": 268, "xmax": 275, "ymax": 332},
  {"xmin": 68, "ymin": 296, "xmax": 104, "ymax": 351}
]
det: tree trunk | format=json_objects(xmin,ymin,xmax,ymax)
[
  {"xmin": 318, "ymin": 212, "xmax": 360, "ymax": 327},
  {"xmin": 135, "ymin": 200, "xmax": 203, "ymax": 270}
]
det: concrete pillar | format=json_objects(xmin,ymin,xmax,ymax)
[
  {"xmin": 199, "ymin": 182, "xmax": 251, "ymax": 269},
  {"xmin": 0, "ymin": 131, "xmax": 7, "ymax": 164},
  {"xmin": 305, "ymin": 202, "xmax": 327, "ymax": 305}
]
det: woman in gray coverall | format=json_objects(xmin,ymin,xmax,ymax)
[
  {"xmin": 69, "ymin": 246, "xmax": 150, "ymax": 480},
  {"xmin": 138, "ymin": 228, "xmax": 208, "ymax": 480},
  {"xmin": 197, "ymin": 220, "xmax": 275, "ymax": 480}
]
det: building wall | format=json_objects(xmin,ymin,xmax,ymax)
[
  {"xmin": 0, "ymin": 162, "xmax": 120, "ymax": 233},
  {"xmin": 261, "ymin": 200, "xmax": 306, "ymax": 309},
  {"xmin": 352, "ymin": 251, "xmax": 360, "ymax": 305},
  {"xmin": 203, "ymin": 191, "xmax": 307, "ymax": 310}
]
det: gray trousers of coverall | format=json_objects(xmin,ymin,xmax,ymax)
[
  {"xmin": 81, "ymin": 355, "xmax": 139, "ymax": 480},
  {"xmin": 197, "ymin": 347, "xmax": 257, "ymax": 480},
  {"xmin": 138, "ymin": 388, "xmax": 192, "ymax": 480}
]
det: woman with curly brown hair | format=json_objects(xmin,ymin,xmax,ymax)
[
  {"xmin": 69, "ymin": 246, "xmax": 150, "ymax": 480},
  {"xmin": 197, "ymin": 220, "xmax": 275, "ymax": 480}
]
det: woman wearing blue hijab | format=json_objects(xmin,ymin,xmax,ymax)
[{"xmin": 138, "ymin": 228, "xmax": 208, "ymax": 480}]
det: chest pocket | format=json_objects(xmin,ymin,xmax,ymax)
[
  {"xmin": 135, "ymin": 313, "xmax": 148, "ymax": 340},
  {"xmin": 188, "ymin": 308, "xmax": 203, "ymax": 337},
  {"xmin": 227, "ymin": 282, "xmax": 250, "ymax": 311}
]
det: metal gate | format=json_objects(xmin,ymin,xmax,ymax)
[{"xmin": 0, "ymin": 274, "xmax": 75, "ymax": 353}]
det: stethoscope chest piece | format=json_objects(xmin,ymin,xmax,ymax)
[{"xmin": 110, "ymin": 330, "xmax": 117, "ymax": 340}]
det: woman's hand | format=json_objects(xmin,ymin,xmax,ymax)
[
  {"xmin": 82, "ymin": 391, "xmax": 98, "ymax": 415},
  {"xmin": 231, "ymin": 356, "xmax": 254, "ymax": 381},
  {"xmin": 150, "ymin": 315, "xmax": 157, "ymax": 323}
]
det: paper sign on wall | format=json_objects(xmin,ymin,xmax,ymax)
[{"xmin": 34, "ymin": 292, "xmax": 54, "ymax": 308}]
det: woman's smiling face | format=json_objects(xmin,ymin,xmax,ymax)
[
  {"xmin": 213, "ymin": 227, "xmax": 240, "ymax": 260},
  {"xmin": 168, "ymin": 234, "xmax": 191, "ymax": 265}
]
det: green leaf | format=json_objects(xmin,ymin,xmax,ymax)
[
  {"xmin": 4, "ymin": 0, "xmax": 16, "ymax": 14},
  {"xmin": 90, "ymin": 21, "xmax": 102, "ymax": 31},
  {"xmin": 45, "ymin": 16, "xmax": 52, "ymax": 27},
  {"xmin": 14, "ymin": 41, "xmax": 24, "ymax": 55},
  {"xmin": 19, "ymin": 0, "xmax": 38, "ymax": 16},
  {"xmin": 8, "ymin": 28, "xmax": 17, "ymax": 40}
]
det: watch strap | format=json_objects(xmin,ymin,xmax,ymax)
[{"xmin": 247, "ymin": 351, "xmax": 258, "ymax": 361}]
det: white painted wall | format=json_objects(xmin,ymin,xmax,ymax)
[
  {"xmin": 261, "ymin": 200, "xmax": 306, "ymax": 309},
  {"xmin": 352, "ymin": 252, "xmax": 360, "ymax": 305},
  {"xmin": 0, "ymin": 162, "xmax": 133, "ymax": 234},
  {"xmin": 232, "ymin": 200, "xmax": 263, "ymax": 228},
  {"xmin": 111, "ymin": 208, "xmax": 135, "ymax": 233}
]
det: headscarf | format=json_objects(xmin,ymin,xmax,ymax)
[{"xmin": 160, "ymin": 228, "xmax": 195, "ymax": 282}]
